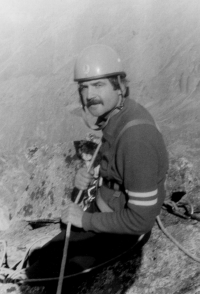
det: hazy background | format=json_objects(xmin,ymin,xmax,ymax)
[{"xmin": 0, "ymin": 0, "xmax": 200, "ymax": 163}]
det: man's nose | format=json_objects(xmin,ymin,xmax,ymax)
[{"xmin": 87, "ymin": 86, "xmax": 96, "ymax": 99}]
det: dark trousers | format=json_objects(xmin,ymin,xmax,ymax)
[{"xmin": 26, "ymin": 201, "xmax": 150, "ymax": 279}]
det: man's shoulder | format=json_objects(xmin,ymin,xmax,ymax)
[
  {"xmin": 118, "ymin": 121, "xmax": 157, "ymax": 144},
  {"xmin": 121, "ymin": 98, "xmax": 153, "ymax": 120},
  {"xmin": 105, "ymin": 98, "xmax": 157, "ymax": 142},
  {"xmin": 117, "ymin": 101, "xmax": 163, "ymax": 146},
  {"xmin": 116, "ymin": 99, "xmax": 155, "ymax": 134}
]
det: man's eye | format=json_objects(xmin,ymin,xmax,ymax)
[
  {"xmin": 79, "ymin": 85, "xmax": 87, "ymax": 92},
  {"xmin": 95, "ymin": 83, "xmax": 103, "ymax": 88}
]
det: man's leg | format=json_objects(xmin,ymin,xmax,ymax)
[
  {"xmin": 26, "ymin": 196, "xmax": 151, "ymax": 278},
  {"xmin": 25, "ymin": 226, "xmax": 98, "ymax": 278}
]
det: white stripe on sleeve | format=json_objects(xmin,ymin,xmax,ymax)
[
  {"xmin": 126, "ymin": 189, "xmax": 158, "ymax": 198},
  {"xmin": 128, "ymin": 198, "xmax": 157, "ymax": 206}
]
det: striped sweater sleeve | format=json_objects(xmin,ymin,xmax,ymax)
[
  {"xmin": 123, "ymin": 138, "xmax": 159, "ymax": 210},
  {"xmin": 82, "ymin": 131, "xmax": 161, "ymax": 235}
]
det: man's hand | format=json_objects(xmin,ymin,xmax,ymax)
[
  {"xmin": 61, "ymin": 199, "xmax": 84, "ymax": 228},
  {"xmin": 75, "ymin": 167, "xmax": 94, "ymax": 190}
]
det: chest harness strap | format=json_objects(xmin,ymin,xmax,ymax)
[{"xmin": 103, "ymin": 118, "xmax": 158, "ymax": 192}]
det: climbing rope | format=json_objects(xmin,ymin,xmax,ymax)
[
  {"xmin": 0, "ymin": 233, "xmax": 145, "ymax": 284},
  {"xmin": 1, "ymin": 179, "xmax": 200, "ymax": 284},
  {"xmin": 56, "ymin": 140, "xmax": 102, "ymax": 294},
  {"xmin": 156, "ymin": 215, "xmax": 200, "ymax": 263},
  {"xmin": 0, "ymin": 235, "xmax": 53, "ymax": 283},
  {"xmin": 156, "ymin": 198, "xmax": 200, "ymax": 263},
  {"xmin": 0, "ymin": 202, "xmax": 200, "ymax": 285},
  {"xmin": 163, "ymin": 199, "xmax": 200, "ymax": 221},
  {"xmin": 0, "ymin": 240, "xmax": 6, "ymax": 267}
]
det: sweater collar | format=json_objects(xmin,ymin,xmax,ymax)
[{"xmin": 102, "ymin": 98, "xmax": 135, "ymax": 141}]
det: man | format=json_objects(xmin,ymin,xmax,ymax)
[
  {"xmin": 62, "ymin": 44, "xmax": 168, "ymax": 236},
  {"xmin": 27, "ymin": 44, "xmax": 168, "ymax": 280}
]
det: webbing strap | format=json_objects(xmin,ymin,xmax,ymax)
[
  {"xmin": 115, "ymin": 119, "xmax": 157, "ymax": 146},
  {"xmin": 105, "ymin": 119, "xmax": 159, "ymax": 189}
]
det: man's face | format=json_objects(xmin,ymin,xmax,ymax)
[{"xmin": 79, "ymin": 78, "xmax": 120, "ymax": 117}]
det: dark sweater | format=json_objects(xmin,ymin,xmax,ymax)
[{"xmin": 82, "ymin": 98, "xmax": 169, "ymax": 235}]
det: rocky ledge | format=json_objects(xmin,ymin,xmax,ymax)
[{"xmin": 0, "ymin": 142, "xmax": 200, "ymax": 294}]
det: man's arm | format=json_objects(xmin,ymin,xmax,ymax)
[{"xmin": 82, "ymin": 132, "xmax": 165, "ymax": 235}]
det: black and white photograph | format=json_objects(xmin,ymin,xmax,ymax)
[{"xmin": 0, "ymin": 1, "xmax": 200, "ymax": 293}]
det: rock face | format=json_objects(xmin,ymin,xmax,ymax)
[
  {"xmin": 0, "ymin": 140, "xmax": 199, "ymax": 294},
  {"xmin": 0, "ymin": 0, "xmax": 200, "ymax": 293},
  {"xmin": 0, "ymin": 142, "xmax": 79, "ymax": 230}
]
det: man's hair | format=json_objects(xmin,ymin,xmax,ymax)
[
  {"xmin": 78, "ymin": 76, "xmax": 129, "ymax": 98},
  {"xmin": 108, "ymin": 76, "xmax": 129, "ymax": 97}
]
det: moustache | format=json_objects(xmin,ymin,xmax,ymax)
[{"xmin": 86, "ymin": 99, "xmax": 102, "ymax": 108}]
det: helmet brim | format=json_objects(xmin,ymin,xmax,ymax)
[{"xmin": 74, "ymin": 72, "xmax": 126, "ymax": 82}]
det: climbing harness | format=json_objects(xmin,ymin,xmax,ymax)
[{"xmin": 78, "ymin": 166, "xmax": 100, "ymax": 211}]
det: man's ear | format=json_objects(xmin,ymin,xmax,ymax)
[{"xmin": 117, "ymin": 79, "xmax": 126, "ymax": 96}]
